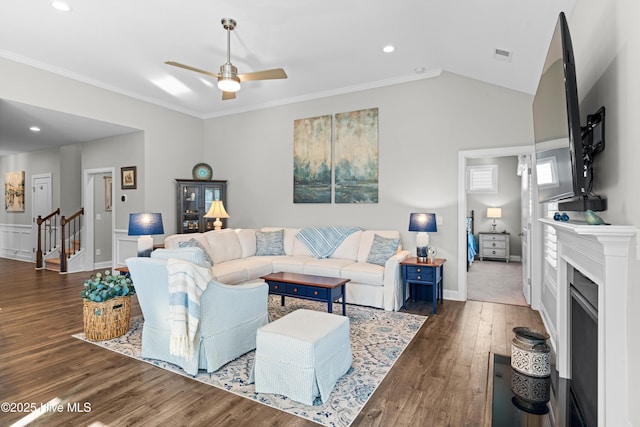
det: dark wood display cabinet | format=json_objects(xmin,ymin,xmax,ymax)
[{"xmin": 176, "ymin": 179, "xmax": 227, "ymax": 233}]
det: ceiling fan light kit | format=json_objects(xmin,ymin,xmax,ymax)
[{"xmin": 165, "ymin": 17, "xmax": 287, "ymax": 100}]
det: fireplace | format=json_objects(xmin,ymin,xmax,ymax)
[
  {"xmin": 539, "ymin": 218, "xmax": 635, "ymax": 426},
  {"xmin": 569, "ymin": 267, "xmax": 598, "ymax": 426}
]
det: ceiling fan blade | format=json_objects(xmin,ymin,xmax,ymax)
[
  {"xmin": 165, "ymin": 61, "xmax": 221, "ymax": 79},
  {"xmin": 238, "ymin": 68, "xmax": 288, "ymax": 82},
  {"xmin": 222, "ymin": 91, "xmax": 236, "ymax": 101}
]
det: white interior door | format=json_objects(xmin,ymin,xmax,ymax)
[
  {"xmin": 520, "ymin": 156, "xmax": 532, "ymax": 304},
  {"xmin": 32, "ymin": 174, "xmax": 53, "ymax": 259}
]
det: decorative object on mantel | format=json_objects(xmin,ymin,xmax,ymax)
[
  {"xmin": 203, "ymin": 199, "xmax": 229, "ymax": 230},
  {"xmin": 192, "ymin": 163, "xmax": 213, "ymax": 180},
  {"xmin": 82, "ymin": 269, "xmax": 134, "ymax": 341},
  {"xmin": 408, "ymin": 213, "xmax": 437, "ymax": 262},
  {"xmin": 553, "ymin": 212, "xmax": 570, "ymax": 221},
  {"xmin": 486, "ymin": 207, "xmax": 502, "ymax": 232},
  {"xmin": 585, "ymin": 209, "xmax": 606, "ymax": 225}
]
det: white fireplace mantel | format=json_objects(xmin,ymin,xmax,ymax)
[{"xmin": 540, "ymin": 218, "xmax": 636, "ymax": 426}]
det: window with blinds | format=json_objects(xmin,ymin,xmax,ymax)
[{"xmin": 466, "ymin": 164, "xmax": 498, "ymax": 193}]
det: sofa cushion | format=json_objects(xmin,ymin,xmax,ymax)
[
  {"xmin": 177, "ymin": 238, "xmax": 214, "ymax": 265},
  {"xmin": 151, "ymin": 247, "xmax": 211, "ymax": 268},
  {"xmin": 256, "ymin": 230, "xmax": 286, "ymax": 256},
  {"xmin": 366, "ymin": 234, "xmax": 400, "ymax": 266},
  {"xmin": 236, "ymin": 229, "xmax": 257, "ymax": 258},
  {"xmin": 357, "ymin": 230, "xmax": 401, "ymax": 263},
  {"xmin": 341, "ymin": 262, "xmax": 384, "ymax": 287},
  {"xmin": 165, "ymin": 233, "xmax": 211, "ymax": 252},
  {"xmin": 292, "ymin": 238, "xmax": 314, "ymax": 257},
  {"xmin": 239, "ymin": 257, "xmax": 274, "ymax": 280},
  {"xmin": 303, "ymin": 258, "xmax": 353, "ymax": 278},
  {"xmin": 210, "ymin": 259, "xmax": 249, "ymax": 285},
  {"xmin": 269, "ymin": 255, "xmax": 314, "ymax": 274},
  {"xmin": 330, "ymin": 229, "xmax": 362, "ymax": 261},
  {"xmin": 204, "ymin": 229, "xmax": 243, "ymax": 264}
]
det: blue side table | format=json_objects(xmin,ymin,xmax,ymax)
[{"xmin": 400, "ymin": 257, "xmax": 446, "ymax": 314}]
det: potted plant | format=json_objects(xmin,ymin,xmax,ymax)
[{"xmin": 82, "ymin": 270, "xmax": 135, "ymax": 341}]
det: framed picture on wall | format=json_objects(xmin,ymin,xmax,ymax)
[
  {"xmin": 104, "ymin": 176, "xmax": 113, "ymax": 211},
  {"xmin": 121, "ymin": 166, "xmax": 137, "ymax": 190}
]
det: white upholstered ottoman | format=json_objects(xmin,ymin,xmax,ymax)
[{"xmin": 252, "ymin": 309, "xmax": 352, "ymax": 405}]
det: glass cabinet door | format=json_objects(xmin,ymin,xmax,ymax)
[
  {"xmin": 202, "ymin": 185, "xmax": 223, "ymax": 231},
  {"xmin": 181, "ymin": 184, "xmax": 201, "ymax": 232}
]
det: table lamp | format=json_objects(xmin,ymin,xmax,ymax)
[
  {"xmin": 128, "ymin": 213, "xmax": 164, "ymax": 257},
  {"xmin": 408, "ymin": 213, "xmax": 437, "ymax": 262},
  {"xmin": 203, "ymin": 200, "xmax": 230, "ymax": 230},
  {"xmin": 487, "ymin": 207, "xmax": 502, "ymax": 233}
]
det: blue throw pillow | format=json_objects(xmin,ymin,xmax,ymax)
[
  {"xmin": 255, "ymin": 230, "xmax": 285, "ymax": 256},
  {"xmin": 178, "ymin": 238, "xmax": 213, "ymax": 265},
  {"xmin": 366, "ymin": 234, "xmax": 400, "ymax": 266}
]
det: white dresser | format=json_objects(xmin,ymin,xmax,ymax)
[{"xmin": 478, "ymin": 232, "xmax": 510, "ymax": 262}]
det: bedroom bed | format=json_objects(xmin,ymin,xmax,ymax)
[{"xmin": 466, "ymin": 210, "xmax": 477, "ymax": 270}]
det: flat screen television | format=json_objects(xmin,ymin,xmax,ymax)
[{"xmin": 533, "ymin": 12, "xmax": 606, "ymax": 211}]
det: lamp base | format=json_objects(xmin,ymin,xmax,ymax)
[
  {"xmin": 137, "ymin": 235, "xmax": 153, "ymax": 257},
  {"xmin": 416, "ymin": 246, "xmax": 428, "ymax": 262},
  {"xmin": 214, "ymin": 218, "xmax": 223, "ymax": 230}
]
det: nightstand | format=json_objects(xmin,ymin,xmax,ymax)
[
  {"xmin": 400, "ymin": 257, "xmax": 446, "ymax": 314},
  {"xmin": 479, "ymin": 232, "xmax": 510, "ymax": 262}
]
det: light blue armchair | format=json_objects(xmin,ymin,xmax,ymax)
[{"xmin": 126, "ymin": 256, "xmax": 269, "ymax": 376}]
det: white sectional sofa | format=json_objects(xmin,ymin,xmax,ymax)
[{"xmin": 163, "ymin": 227, "xmax": 410, "ymax": 311}]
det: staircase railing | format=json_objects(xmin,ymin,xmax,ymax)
[
  {"xmin": 36, "ymin": 208, "xmax": 61, "ymax": 268},
  {"xmin": 60, "ymin": 208, "xmax": 84, "ymax": 273}
]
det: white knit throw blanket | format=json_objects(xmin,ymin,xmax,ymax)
[{"xmin": 167, "ymin": 259, "xmax": 211, "ymax": 359}]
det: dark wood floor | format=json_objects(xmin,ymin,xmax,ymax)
[{"xmin": 0, "ymin": 258, "xmax": 545, "ymax": 426}]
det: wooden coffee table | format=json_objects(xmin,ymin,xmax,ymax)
[{"xmin": 261, "ymin": 272, "xmax": 350, "ymax": 315}]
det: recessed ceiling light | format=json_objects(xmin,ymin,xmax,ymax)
[
  {"xmin": 50, "ymin": 1, "xmax": 72, "ymax": 12},
  {"xmin": 382, "ymin": 45, "xmax": 395, "ymax": 53},
  {"xmin": 30, "ymin": 126, "xmax": 41, "ymax": 132},
  {"xmin": 414, "ymin": 67, "xmax": 426, "ymax": 74}
]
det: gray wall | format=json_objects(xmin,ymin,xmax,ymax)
[
  {"xmin": 467, "ymin": 156, "xmax": 522, "ymax": 257},
  {"xmin": 0, "ymin": 55, "xmax": 204, "ymax": 238},
  {"xmin": 569, "ymin": 1, "xmax": 640, "ymax": 423},
  {"xmin": 203, "ymin": 71, "xmax": 535, "ymax": 294}
]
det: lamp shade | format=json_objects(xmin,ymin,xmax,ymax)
[
  {"xmin": 408, "ymin": 213, "xmax": 437, "ymax": 233},
  {"xmin": 128, "ymin": 213, "xmax": 164, "ymax": 236},
  {"xmin": 487, "ymin": 207, "xmax": 502, "ymax": 219},
  {"xmin": 204, "ymin": 200, "xmax": 230, "ymax": 219}
]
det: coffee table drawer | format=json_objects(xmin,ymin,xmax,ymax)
[{"xmin": 268, "ymin": 282, "xmax": 285, "ymax": 293}]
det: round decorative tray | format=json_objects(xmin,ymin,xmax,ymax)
[{"xmin": 192, "ymin": 163, "xmax": 213, "ymax": 180}]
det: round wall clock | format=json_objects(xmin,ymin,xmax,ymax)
[{"xmin": 192, "ymin": 163, "xmax": 213, "ymax": 180}]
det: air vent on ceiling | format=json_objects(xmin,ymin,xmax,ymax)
[{"xmin": 493, "ymin": 48, "xmax": 512, "ymax": 62}]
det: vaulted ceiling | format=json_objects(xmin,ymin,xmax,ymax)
[{"xmin": 0, "ymin": 0, "xmax": 575, "ymax": 155}]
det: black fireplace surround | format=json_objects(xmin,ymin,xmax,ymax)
[{"xmin": 569, "ymin": 268, "xmax": 598, "ymax": 426}]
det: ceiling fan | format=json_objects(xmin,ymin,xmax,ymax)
[{"xmin": 166, "ymin": 18, "xmax": 287, "ymax": 101}]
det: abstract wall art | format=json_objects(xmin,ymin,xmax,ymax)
[
  {"xmin": 5, "ymin": 170, "xmax": 25, "ymax": 212},
  {"xmin": 334, "ymin": 108, "xmax": 379, "ymax": 203},
  {"xmin": 293, "ymin": 115, "xmax": 332, "ymax": 203}
]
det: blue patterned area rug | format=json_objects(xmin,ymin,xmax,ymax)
[{"xmin": 73, "ymin": 296, "xmax": 426, "ymax": 427}]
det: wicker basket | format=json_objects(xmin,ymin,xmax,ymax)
[{"xmin": 83, "ymin": 295, "xmax": 131, "ymax": 341}]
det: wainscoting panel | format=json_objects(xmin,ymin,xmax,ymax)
[
  {"xmin": 114, "ymin": 229, "xmax": 137, "ymax": 268},
  {"xmin": 0, "ymin": 224, "xmax": 32, "ymax": 262}
]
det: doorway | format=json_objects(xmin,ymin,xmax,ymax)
[
  {"xmin": 32, "ymin": 173, "xmax": 52, "ymax": 261},
  {"xmin": 84, "ymin": 167, "xmax": 115, "ymax": 271},
  {"xmin": 457, "ymin": 146, "xmax": 542, "ymax": 310}
]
